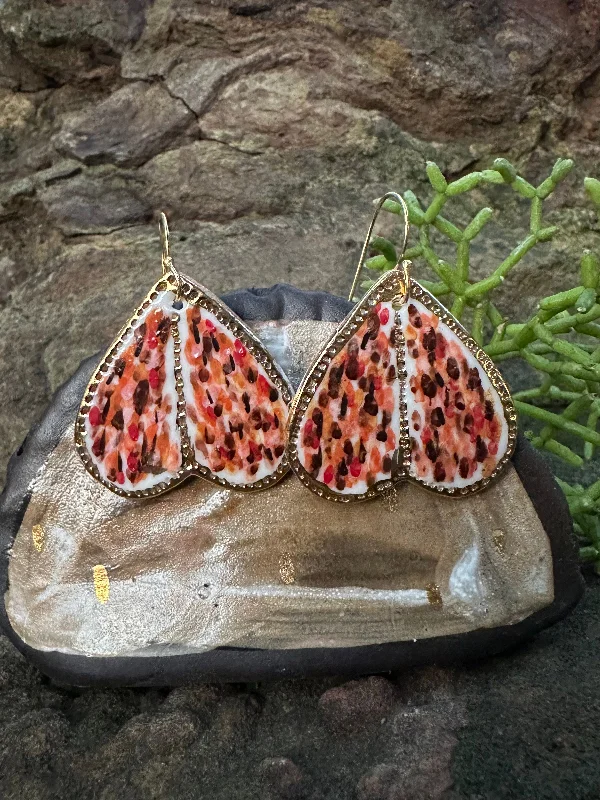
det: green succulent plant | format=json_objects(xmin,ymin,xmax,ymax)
[{"xmin": 360, "ymin": 158, "xmax": 600, "ymax": 571}]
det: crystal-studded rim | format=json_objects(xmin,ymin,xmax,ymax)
[{"xmin": 74, "ymin": 272, "xmax": 294, "ymax": 498}]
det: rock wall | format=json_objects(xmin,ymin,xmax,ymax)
[{"xmin": 1, "ymin": 0, "xmax": 600, "ymax": 479}]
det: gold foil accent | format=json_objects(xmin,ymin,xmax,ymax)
[
  {"xmin": 382, "ymin": 484, "xmax": 400, "ymax": 512},
  {"xmin": 279, "ymin": 552, "xmax": 296, "ymax": 585},
  {"xmin": 493, "ymin": 529, "xmax": 506, "ymax": 555},
  {"xmin": 93, "ymin": 565, "xmax": 110, "ymax": 604},
  {"xmin": 426, "ymin": 583, "xmax": 443, "ymax": 608},
  {"xmin": 31, "ymin": 524, "xmax": 45, "ymax": 552}
]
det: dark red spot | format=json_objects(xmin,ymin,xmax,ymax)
[
  {"xmin": 467, "ymin": 367, "xmax": 482, "ymax": 391},
  {"xmin": 446, "ymin": 357, "xmax": 460, "ymax": 381},
  {"xmin": 88, "ymin": 406, "xmax": 101, "ymax": 427},
  {"xmin": 475, "ymin": 436, "xmax": 488, "ymax": 462},
  {"xmin": 92, "ymin": 431, "xmax": 106, "ymax": 458},
  {"xmin": 434, "ymin": 462, "xmax": 446, "ymax": 482},
  {"xmin": 408, "ymin": 304, "xmax": 422, "ymax": 328},
  {"xmin": 421, "ymin": 374, "xmax": 438, "ymax": 399},
  {"xmin": 133, "ymin": 380, "xmax": 149, "ymax": 415},
  {"xmin": 340, "ymin": 393, "xmax": 348, "ymax": 418},
  {"xmin": 345, "ymin": 357, "xmax": 359, "ymax": 381},
  {"xmin": 349, "ymin": 458, "xmax": 362, "ymax": 478},
  {"xmin": 425, "ymin": 440, "xmax": 439, "ymax": 461},
  {"xmin": 430, "ymin": 407, "xmax": 445, "ymax": 427},
  {"xmin": 422, "ymin": 328, "xmax": 437, "ymax": 351},
  {"xmin": 331, "ymin": 422, "xmax": 342, "ymax": 439},
  {"xmin": 312, "ymin": 408, "xmax": 324, "ymax": 436},
  {"xmin": 258, "ymin": 374, "xmax": 271, "ymax": 395}
]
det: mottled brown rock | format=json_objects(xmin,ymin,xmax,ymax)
[
  {"xmin": 200, "ymin": 67, "xmax": 382, "ymax": 152},
  {"xmin": 97, "ymin": 710, "xmax": 199, "ymax": 765},
  {"xmin": 39, "ymin": 169, "xmax": 151, "ymax": 234},
  {"xmin": 53, "ymin": 82, "xmax": 194, "ymax": 168},
  {"xmin": 166, "ymin": 52, "xmax": 279, "ymax": 116},
  {"xmin": 140, "ymin": 140, "xmax": 305, "ymax": 221},
  {"xmin": 318, "ymin": 677, "xmax": 399, "ymax": 734},
  {"xmin": 259, "ymin": 757, "xmax": 305, "ymax": 799}
]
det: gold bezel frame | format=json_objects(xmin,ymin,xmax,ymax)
[
  {"xmin": 75, "ymin": 272, "xmax": 293, "ymax": 499},
  {"xmin": 285, "ymin": 268, "xmax": 518, "ymax": 503}
]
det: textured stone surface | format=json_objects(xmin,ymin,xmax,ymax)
[
  {"xmin": 0, "ymin": 0, "xmax": 599, "ymax": 797},
  {"xmin": 53, "ymin": 82, "xmax": 195, "ymax": 167}
]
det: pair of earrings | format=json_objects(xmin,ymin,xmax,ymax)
[{"xmin": 75, "ymin": 193, "xmax": 517, "ymax": 503}]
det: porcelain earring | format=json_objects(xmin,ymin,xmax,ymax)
[
  {"xmin": 286, "ymin": 192, "xmax": 517, "ymax": 502},
  {"xmin": 75, "ymin": 214, "xmax": 292, "ymax": 497}
]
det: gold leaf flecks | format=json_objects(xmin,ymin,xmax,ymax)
[
  {"xmin": 493, "ymin": 529, "xmax": 506, "ymax": 555},
  {"xmin": 93, "ymin": 565, "xmax": 110, "ymax": 603},
  {"xmin": 31, "ymin": 524, "xmax": 45, "ymax": 552},
  {"xmin": 426, "ymin": 583, "xmax": 443, "ymax": 608},
  {"xmin": 382, "ymin": 484, "xmax": 399, "ymax": 513},
  {"xmin": 279, "ymin": 552, "xmax": 295, "ymax": 585}
]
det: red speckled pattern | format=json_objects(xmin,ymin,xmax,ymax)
[
  {"xmin": 296, "ymin": 302, "xmax": 400, "ymax": 495},
  {"xmin": 401, "ymin": 297, "xmax": 508, "ymax": 489},
  {"xmin": 180, "ymin": 305, "xmax": 288, "ymax": 485},
  {"xmin": 83, "ymin": 296, "xmax": 182, "ymax": 491}
]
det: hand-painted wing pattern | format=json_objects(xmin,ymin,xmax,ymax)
[
  {"xmin": 295, "ymin": 301, "xmax": 401, "ymax": 495},
  {"xmin": 76, "ymin": 275, "xmax": 292, "ymax": 497},
  {"xmin": 80, "ymin": 291, "xmax": 183, "ymax": 494},
  {"xmin": 287, "ymin": 271, "xmax": 516, "ymax": 501},
  {"xmin": 180, "ymin": 304, "xmax": 288, "ymax": 485},
  {"xmin": 401, "ymin": 294, "xmax": 510, "ymax": 490}
]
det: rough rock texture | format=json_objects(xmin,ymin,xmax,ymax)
[
  {"xmin": 2, "ymin": 0, "xmax": 600, "ymax": 485},
  {"xmin": 0, "ymin": 0, "xmax": 599, "ymax": 797}
]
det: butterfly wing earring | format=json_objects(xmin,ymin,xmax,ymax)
[
  {"xmin": 286, "ymin": 192, "xmax": 517, "ymax": 502},
  {"xmin": 75, "ymin": 214, "xmax": 292, "ymax": 497}
]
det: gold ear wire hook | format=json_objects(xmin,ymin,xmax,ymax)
[
  {"xmin": 158, "ymin": 212, "xmax": 181, "ymax": 293},
  {"xmin": 348, "ymin": 191, "xmax": 410, "ymax": 302}
]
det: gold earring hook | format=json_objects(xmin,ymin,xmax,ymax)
[
  {"xmin": 348, "ymin": 191, "xmax": 410, "ymax": 302},
  {"xmin": 158, "ymin": 212, "xmax": 181, "ymax": 290}
]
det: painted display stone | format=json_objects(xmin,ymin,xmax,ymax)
[{"xmin": 0, "ymin": 285, "xmax": 583, "ymax": 686}]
